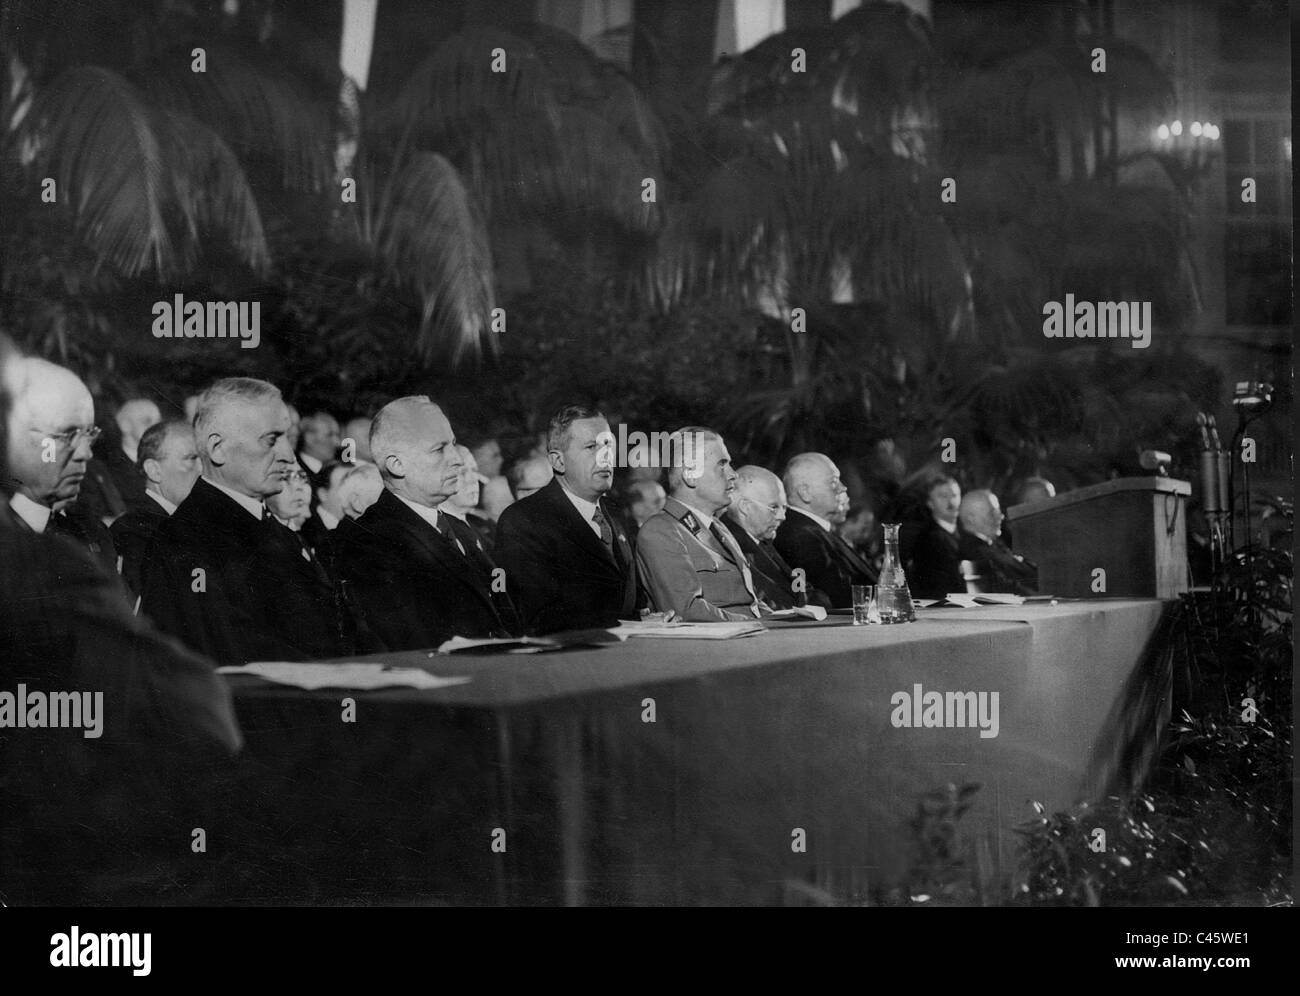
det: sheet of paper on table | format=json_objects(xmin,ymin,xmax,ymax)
[
  {"xmin": 765, "ymin": 605, "xmax": 828, "ymax": 621},
  {"xmin": 436, "ymin": 629, "xmax": 630, "ymax": 654},
  {"xmin": 941, "ymin": 593, "xmax": 1027, "ymax": 607},
  {"xmin": 613, "ymin": 620, "xmax": 767, "ymax": 639},
  {"xmin": 217, "ymin": 661, "xmax": 470, "ymax": 691}
]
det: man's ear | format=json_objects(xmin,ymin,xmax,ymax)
[
  {"xmin": 548, "ymin": 451, "xmax": 565, "ymax": 475},
  {"xmin": 384, "ymin": 453, "xmax": 404, "ymax": 479},
  {"xmin": 205, "ymin": 432, "xmax": 225, "ymax": 467},
  {"xmin": 142, "ymin": 457, "xmax": 163, "ymax": 488}
]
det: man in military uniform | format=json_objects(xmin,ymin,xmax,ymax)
[{"xmin": 635, "ymin": 427, "xmax": 765, "ymax": 622}]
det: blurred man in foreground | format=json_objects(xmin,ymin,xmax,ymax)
[{"xmin": 0, "ymin": 334, "xmax": 241, "ymax": 905}]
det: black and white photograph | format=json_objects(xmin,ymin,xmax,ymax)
[{"xmin": 0, "ymin": 0, "xmax": 1292, "ymax": 930}]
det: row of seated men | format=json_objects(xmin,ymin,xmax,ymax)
[{"xmin": 7, "ymin": 359, "xmax": 1038, "ymax": 671}]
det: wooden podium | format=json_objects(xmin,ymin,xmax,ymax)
[{"xmin": 1005, "ymin": 477, "xmax": 1191, "ymax": 599}]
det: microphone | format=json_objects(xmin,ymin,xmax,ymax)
[{"xmin": 1139, "ymin": 450, "xmax": 1172, "ymax": 475}]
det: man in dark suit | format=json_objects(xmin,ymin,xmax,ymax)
[
  {"xmin": 301, "ymin": 460, "xmax": 350, "ymax": 555},
  {"xmin": 958, "ymin": 488, "xmax": 1038, "ymax": 594},
  {"xmin": 3, "ymin": 355, "xmax": 118, "ymax": 574},
  {"xmin": 495, "ymin": 404, "xmax": 642, "ymax": 634},
  {"xmin": 636, "ymin": 427, "xmax": 765, "ymax": 621},
  {"xmin": 724, "ymin": 465, "xmax": 826, "ymax": 610},
  {"xmin": 80, "ymin": 398, "xmax": 162, "ymax": 524},
  {"xmin": 141, "ymin": 378, "xmax": 363, "ymax": 664},
  {"xmin": 774, "ymin": 452, "xmax": 876, "ymax": 608},
  {"xmin": 0, "ymin": 333, "xmax": 241, "ymax": 905},
  {"xmin": 334, "ymin": 396, "xmax": 519, "ymax": 650},
  {"xmin": 110, "ymin": 419, "xmax": 200, "ymax": 595},
  {"xmin": 908, "ymin": 475, "xmax": 966, "ymax": 599}
]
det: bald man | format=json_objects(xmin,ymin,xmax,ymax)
[
  {"xmin": 635, "ymin": 428, "xmax": 765, "ymax": 622},
  {"xmin": 333, "ymin": 396, "xmax": 519, "ymax": 650},
  {"xmin": 723, "ymin": 466, "xmax": 823, "ymax": 610},
  {"xmin": 774, "ymin": 452, "xmax": 876, "ymax": 608},
  {"xmin": 3, "ymin": 357, "xmax": 119, "ymax": 572},
  {"xmin": 141, "ymin": 378, "xmax": 368, "ymax": 664},
  {"xmin": 958, "ymin": 489, "xmax": 1037, "ymax": 595}
]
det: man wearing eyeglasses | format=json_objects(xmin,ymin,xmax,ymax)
[
  {"xmin": 723, "ymin": 466, "xmax": 823, "ymax": 611},
  {"xmin": 2, "ymin": 356, "xmax": 118, "ymax": 573}
]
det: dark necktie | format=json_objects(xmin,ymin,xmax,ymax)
[
  {"xmin": 432, "ymin": 513, "xmax": 467, "ymax": 557},
  {"xmin": 708, "ymin": 521, "xmax": 760, "ymax": 616},
  {"xmin": 592, "ymin": 505, "xmax": 616, "ymax": 559}
]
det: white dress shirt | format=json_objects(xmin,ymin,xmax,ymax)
[
  {"xmin": 316, "ymin": 506, "xmax": 341, "ymax": 531},
  {"xmin": 9, "ymin": 492, "xmax": 53, "ymax": 533},
  {"xmin": 789, "ymin": 505, "xmax": 833, "ymax": 533},
  {"xmin": 558, "ymin": 478, "xmax": 603, "ymax": 538},
  {"xmin": 145, "ymin": 489, "xmax": 177, "ymax": 516},
  {"xmin": 205, "ymin": 478, "xmax": 266, "ymax": 520}
]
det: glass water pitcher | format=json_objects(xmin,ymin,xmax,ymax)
[{"xmin": 875, "ymin": 523, "xmax": 916, "ymax": 623}]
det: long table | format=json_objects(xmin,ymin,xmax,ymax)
[{"xmin": 213, "ymin": 599, "xmax": 1173, "ymax": 905}]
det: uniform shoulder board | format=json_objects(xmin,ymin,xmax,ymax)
[{"xmin": 680, "ymin": 511, "xmax": 701, "ymax": 534}]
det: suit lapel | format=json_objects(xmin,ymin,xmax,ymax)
[
  {"xmin": 377, "ymin": 491, "xmax": 497, "ymax": 612},
  {"xmin": 544, "ymin": 480, "xmax": 620, "ymax": 574}
]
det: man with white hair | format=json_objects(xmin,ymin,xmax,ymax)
[
  {"xmin": 958, "ymin": 488, "xmax": 1037, "ymax": 595},
  {"xmin": 333, "ymin": 396, "xmax": 519, "ymax": 650},
  {"xmin": 3, "ymin": 356, "xmax": 118, "ymax": 571},
  {"xmin": 723, "ymin": 465, "xmax": 823, "ymax": 610},
  {"xmin": 774, "ymin": 452, "xmax": 876, "ymax": 608},
  {"xmin": 635, "ymin": 427, "xmax": 765, "ymax": 622},
  {"xmin": 141, "ymin": 379, "xmax": 364, "ymax": 664}
]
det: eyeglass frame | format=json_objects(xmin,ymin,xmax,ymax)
[{"xmin": 30, "ymin": 425, "xmax": 102, "ymax": 449}]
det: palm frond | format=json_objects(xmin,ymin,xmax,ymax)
[
  {"xmin": 140, "ymin": 42, "xmax": 334, "ymax": 191},
  {"xmin": 163, "ymin": 110, "xmax": 270, "ymax": 274},
  {"xmin": 372, "ymin": 152, "xmax": 496, "ymax": 364},
  {"xmin": 26, "ymin": 66, "xmax": 172, "ymax": 276},
  {"xmin": 21, "ymin": 65, "xmax": 271, "ymax": 280}
]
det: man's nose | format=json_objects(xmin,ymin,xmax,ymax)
[{"xmin": 70, "ymin": 436, "xmax": 95, "ymax": 462}]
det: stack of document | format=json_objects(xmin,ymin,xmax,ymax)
[
  {"xmin": 613, "ymin": 619, "xmax": 766, "ymax": 639},
  {"xmin": 939, "ymin": 593, "xmax": 1027, "ymax": 608},
  {"xmin": 219, "ymin": 661, "xmax": 470, "ymax": 690}
]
